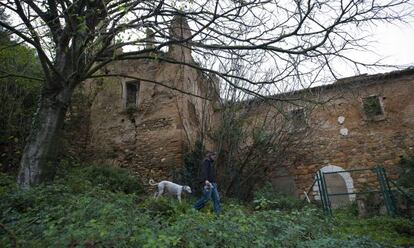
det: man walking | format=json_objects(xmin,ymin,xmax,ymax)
[{"xmin": 193, "ymin": 151, "xmax": 221, "ymax": 214}]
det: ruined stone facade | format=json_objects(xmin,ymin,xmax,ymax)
[
  {"xmin": 83, "ymin": 16, "xmax": 218, "ymax": 182},
  {"xmin": 267, "ymin": 69, "xmax": 414, "ymax": 205},
  {"xmin": 82, "ymin": 16, "xmax": 414, "ymax": 202}
]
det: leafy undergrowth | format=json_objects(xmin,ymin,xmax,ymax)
[
  {"xmin": 1, "ymin": 165, "xmax": 413, "ymax": 247},
  {"xmin": 333, "ymin": 208, "xmax": 414, "ymax": 247}
]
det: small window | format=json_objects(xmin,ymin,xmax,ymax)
[
  {"xmin": 362, "ymin": 95, "xmax": 384, "ymax": 120},
  {"xmin": 125, "ymin": 81, "xmax": 140, "ymax": 108},
  {"xmin": 289, "ymin": 108, "xmax": 306, "ymax": 130}
]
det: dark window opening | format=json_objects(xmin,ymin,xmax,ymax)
[
  {"xmin": 289, "ymin": 108, "xmax": 306, "ymax": 130},
  {"xmin": 125, "ymin": 81, "xmax": 139, "ymax": 108},
  {"xmin": 362, "ymin": 96, "xmax": 384, "ymax": 119}
]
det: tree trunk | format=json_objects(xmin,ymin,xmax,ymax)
[{"xmin": 17, "ymin": 86, "xmax": 73, "ymax": 190}]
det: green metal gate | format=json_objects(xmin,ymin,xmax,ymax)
[{"xmin": 313, "ymin": 167, "xmax": 397, "ymax": 217}]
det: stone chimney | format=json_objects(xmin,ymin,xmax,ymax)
[{"xmin": 168, "ymin": 15, "xmax": 193, "ymax": 63}]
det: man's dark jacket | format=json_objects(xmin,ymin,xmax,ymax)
[{"xmin": 200, "ymin": 158, "xmax": 216, "ymax": 184}]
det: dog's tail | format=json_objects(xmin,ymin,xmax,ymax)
[{"xmin": 148, "ymin": 179, "xmax": 158, "ymax": 186}]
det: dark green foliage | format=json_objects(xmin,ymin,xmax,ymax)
[
  {"xmin": 139, "ymin": 197, "xmax": 193, "ymax": 222},
  {"xmin": 397, "ymin": 155, "xmax": 414, "ymax": 189},
  {"xmin": 253, "ymin": 195, "xmax": 307, "ymax": 211},
  {"xmin": 253, "ymin": 183, "xmax": 307, "ymax": 211},
  {"xmin": 333, "ymin": 209, "xmax": 414, "ymax": 247},
  {"xmin": 75, "ymin": 165, "xmax": 143, "ymax": 194},
  {"xmin": 0, "ymin": 82, "xmax": 39, "ymax": 173},
  {"xmin": 297, "ymin": 236, "xmax": 383, "ymax": 248},
  {"xmin": 174, "ymin": 140, "xmax": 205, "ymax": 195},
  {"xmin": 0, "ymin": 164, "xmax": 147, "ymax": 247},
  {"xmin": 161, "ymin": 207, "xmax": 330, "ymax": 248},
  {"xmin": 1, "ymin": 164, "xmax": 413, "ymax": 247},
  {"xmin": 395, "ymin": 155, "xmax": 414, "ymax": 216},
  {"xmin": 362, "ymin": 96, "xmax": 383, "ymax": 118},
  {"xmin": 0, "ymin": 24, "xmax": 42, "ymax": 173}
]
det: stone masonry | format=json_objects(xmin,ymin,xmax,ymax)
[
  {"xmin": 81, "ymin": 15, "xmax": 414, "ymax": 200},
  {"xmin": 83, "ymin": 16, "xmax": 218, "ymax": 183},
  {"xmin": 266, "ymin": 69, "xmax": 414, "ymax": 204}
]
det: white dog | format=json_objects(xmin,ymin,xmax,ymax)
[{"xmin": 149, "ymin": 179, "xmax": 192, "ymax": 203}]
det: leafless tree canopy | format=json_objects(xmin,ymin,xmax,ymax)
[
  {"xmin": 0, "ymin": 0, "xmax": 411, "ymax": 96},
  {"xmin": 0, "ymin": 0, "xmax": 411, "ymax": 188}
]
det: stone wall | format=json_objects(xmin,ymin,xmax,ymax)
[
  {"xmin": 266, "ymin": 69, "xmax": 414, "ymax": 202},
  {"xmin": 78, "ymin": 15, "xmax": 413, "ymax": 200},
  {"xmin": 82, "ymin": 56, "xmax": 413, "ymax": 200},
  {"xmin": 83, "ymin": 16, "xmax": 217, "ymax": 183}
]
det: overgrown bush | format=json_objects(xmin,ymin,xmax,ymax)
[
  {"xmin": 211, "ymin": 111, "xmax": 310, "ymax": 201},
  {"xmin": 397, "ymin": 155, "xmax": 414, "ymax": 189},
  {"xmin": 1, "ymin": 164, "xmax": 413, "ymax": 247},
  {"xmin": 0, "ymin": 166, "xmax": 149, "ymax": 247},
  {"xmin": 297, "ymin": 236, "xmax": 383, "ymax": 248},
  {"xmin": 173, "ymin": 140, "xmax": 204, "ymax": 196},
  {"xmin": 253, "ymin": 183, "xmax": 307, "ymax": 211},
  {"xmin": 334, "ymin": 209, "xmax": 414, "ymax": 247},
  {"xmin": 0, "ymin": 172, "xmax": 17, "ymax": 195},
  {"xmin": 0, "ymin": 77, "xmax": 40, "ymax": 174},
  {"xmin": 139, "ymin": 197, "xmax": 193, "ymax": 221},
  {"xmin": 80, "ymin": 165, "xmax": 144, "ymax": 194},
  {"xmin": 0, "ymin": 29, "xmax": 42, "ymax": 173}
]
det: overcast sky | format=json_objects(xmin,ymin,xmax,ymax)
[
  {"xmin": 340, "ymin": 16, "xmax": 414, "ymax": 77},
  {"xmin": 374, "ymin": 20, "xmax": 414, "ymax": 67}
]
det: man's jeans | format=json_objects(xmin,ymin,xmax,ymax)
[{"xmin": 193, "ymin": 183, "xmax": 221, "ymax": 214}]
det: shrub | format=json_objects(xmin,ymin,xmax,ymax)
[
  {"xmin": 297, "ymin": 236, "xmax": 383, "ymax": 248},
  {"xmin": 0, "ymin": 172, "xmax": 151, "ymax": 247},
  {"xmin": 253, "ymin": 183, "xmax": 307, "ymax": 211},
  {"xmin": 68, "ymin": 164, "xmax": 144, "ymax": 194},
  {"xmin": 0, "ymin": 172, "xmax": 17, "ymax": 195},
  {"xmin": 138, "ymin": 197, "xmax": 193, "ymax": 221},
  {"xmin": 334, "ymin": 209, "xmax": 414, "ymax": 246},
  {"xmin": 397, "ymin": 155, "xmax": 414, "ymax": 189},
  {"xmin": 0, "ymin": 34, "xmax": 42, "ymax": 173},
  {"xmin": 1, "ymin": 165, "xmax": 411, "ymax": 247},
  {"xmin": 173, "ymin": 140, "xmax": 204, "ymax": 196}
]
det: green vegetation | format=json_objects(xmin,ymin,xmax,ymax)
[
  {"xmin": 1, "ymin": 163, "xmax": 413, "ymax": 247},
  {"xmin": 362, "ymin": 96, "xmax": 383, "ymax": 118},
  {"xmin": 333, "ymin": 207, "xmax": 414, "ymax": 247},
  {"xmin": 397, "ymin": 155, "xmax": 414, "ymax": 189},
  {"xmin": 0, "ymin": 20, "xmax": 42, "ymax": 173},
  {"xmin": 173, "ymin": 140, "xmax": 204, "ymax": 196},
  {"xmin": 253, "ymin": 183, "xmax": 307, "ymax": 211}
]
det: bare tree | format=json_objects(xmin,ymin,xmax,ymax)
[
  {"xmin": 209, "ymin": 55, "xmax": 318, "ymax": 200},
  {"xmin": 0, "ymin": 0, "xmax": 411, "ymax": 189}
]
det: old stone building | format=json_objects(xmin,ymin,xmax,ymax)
[
  {"xmin": 81, "ymin": 15, "xmax": 414, "ymax": 204},
  {"xmin": 267, "ymin": 68, "xmax": 414, "ymax": 206},
  {"xmin": 83, "ymin": 16, "xmax": 218, "ymax": 181}
]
